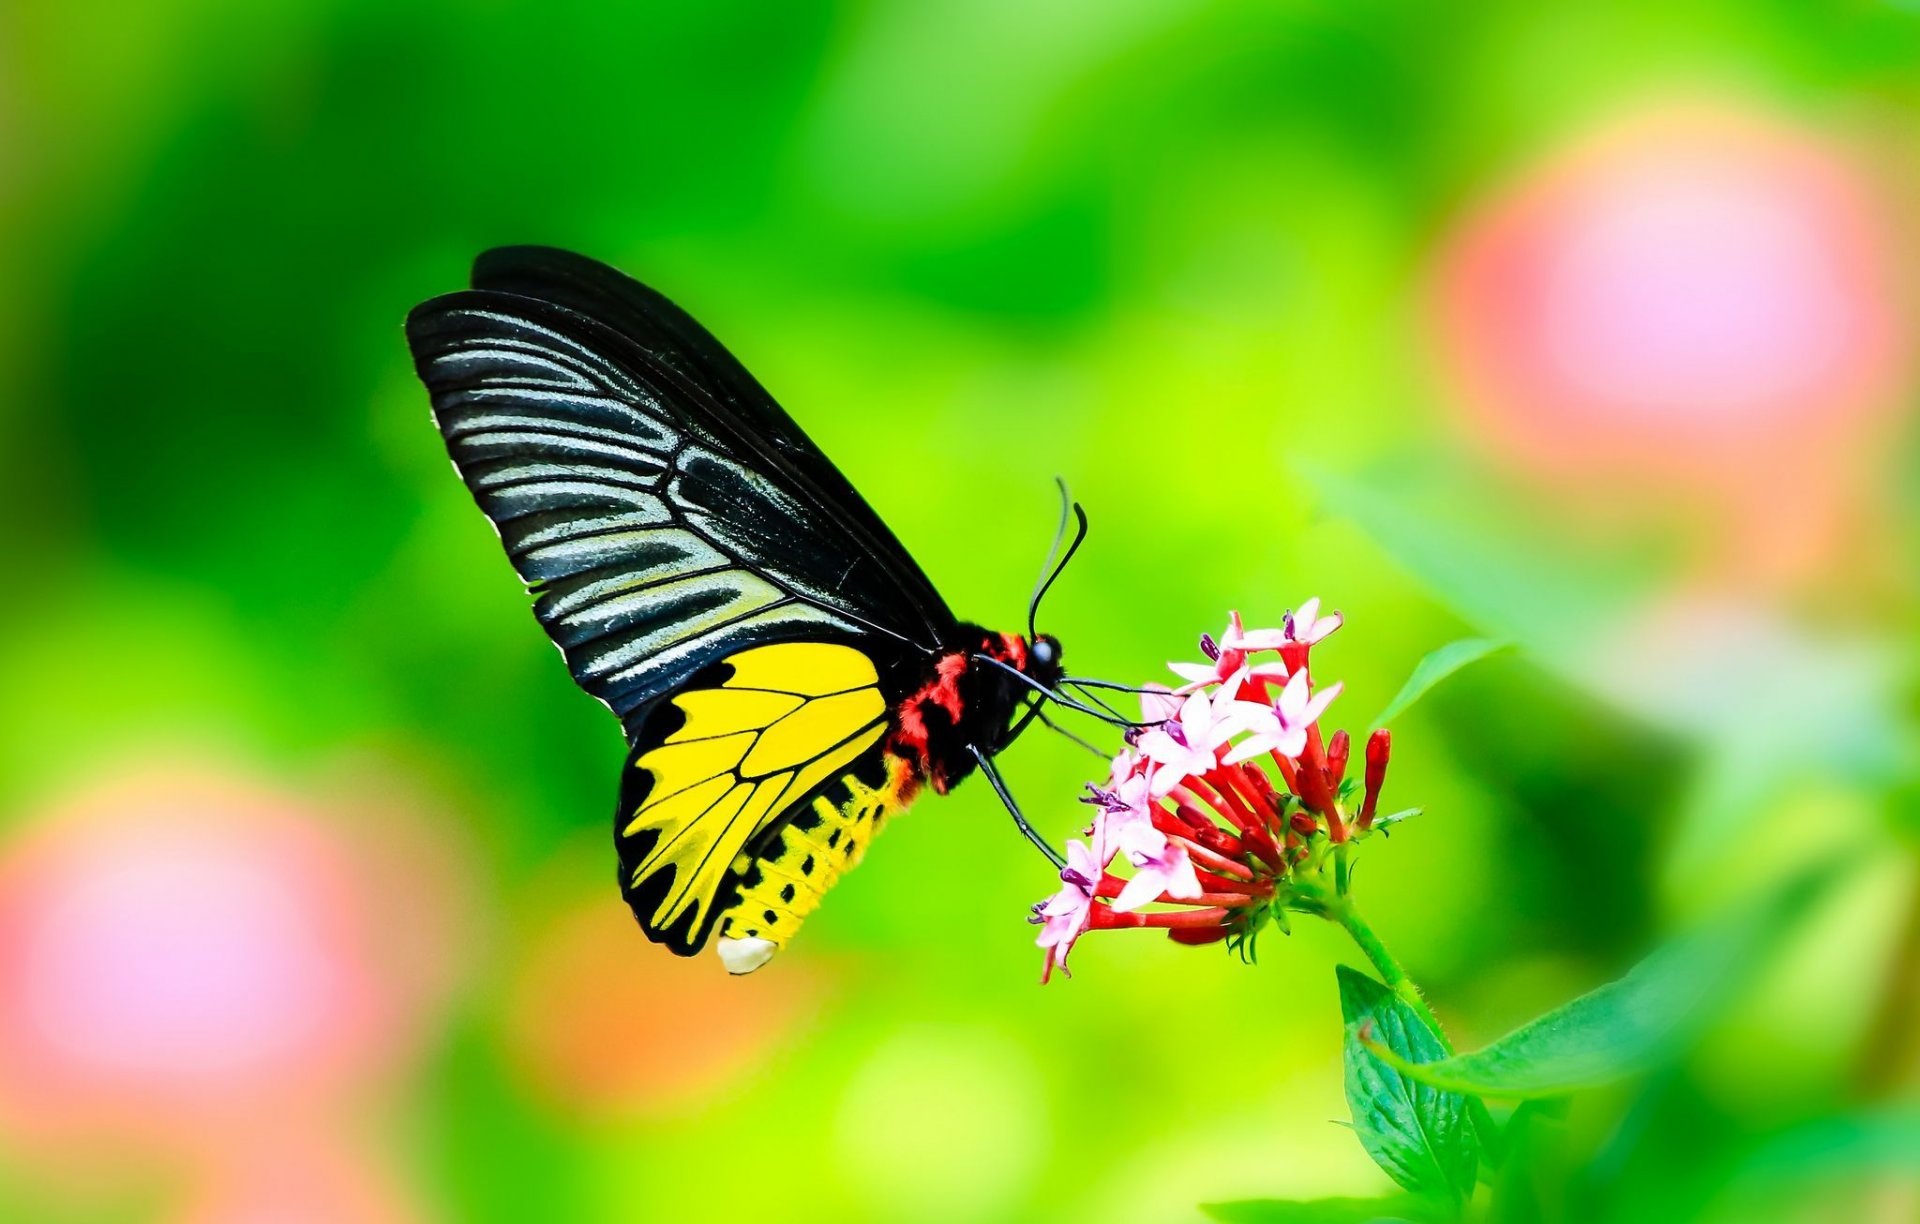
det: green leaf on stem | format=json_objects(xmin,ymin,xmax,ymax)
[
  {"xmin": 1338, "ymin": 966, "xmax": 1480, "ymax": 1208},
  {"xmin": 1370, "ymin": 638, "xmax": 1508, "ymax": 731},
  {"xmin": 1369, "ymin": 807, "xmax": 1423, "ymax": 833},
  {"xmin": 1201, "ymin": 1194, "xmax": 1440, "ymax": 1223},
  {"xmin": 1357, "ymin": 863, "xmax": 1841, "ymax": 1099}
]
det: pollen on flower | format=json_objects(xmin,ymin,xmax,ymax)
[{"xmin": 1029, "ymin": 598, "xmax": 1401, "ymax": 980}]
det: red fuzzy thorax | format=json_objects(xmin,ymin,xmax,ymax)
[{"xmin": 887, "ymin": 630, "xmax": 1035, "ymax": 795}]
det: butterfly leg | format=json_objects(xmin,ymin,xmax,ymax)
[{"xmin": 967, "ymin": 744, "xmax": 1065, "ymax": 870}]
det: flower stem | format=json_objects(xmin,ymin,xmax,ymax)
[{"xmin": 1334, "ymin": 903, "xmax": 1450, "ymax": 1051}]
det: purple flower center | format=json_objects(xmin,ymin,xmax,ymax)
[
  {"xmin": 1162, "ymin": 719, "xmax": 1189, "ymax": 748},
  {"xmin": 1060, "ymin": 867, "xmax": 1094, "ymax": 890},
  {"xmin": 1199, "ymin": 632, "xmax": 1220, "ymax": 661}
]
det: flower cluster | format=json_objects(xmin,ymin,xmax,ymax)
[{"xmin": 1032, "ymin": 599, "xmax": 1398, "ymax": 981}]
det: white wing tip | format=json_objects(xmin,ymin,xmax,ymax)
[{"xmin": 717, "ymin": 936, "xmax": 778, "ymax": 975}]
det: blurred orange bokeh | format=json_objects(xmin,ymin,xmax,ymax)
[{"xmin": 504, "ymin": 893, "xmax": 823, "ymax": 1118}]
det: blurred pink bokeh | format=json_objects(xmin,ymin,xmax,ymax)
[
  {"xmin": 1430, "ymin": 102, "xmax": 1915, "ymax": 590},
  {"xmin": 0, "ymin": 761, "xmax": 474, "ymax": 1215}
]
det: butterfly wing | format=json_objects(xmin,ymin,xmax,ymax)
[
  {"xmin": 407, "ymin": 265, "xmax": 955, "ymax": 723},
  {"xmin": 470, "ymin": 244, "xmax": 902, "ymax": 551},
  {"xmin": 614, "ymin": 639, "xmax": 905, "ymax": 955},
  {"xmin": 406, "ymin": 251, "xmax": 955, "ymax": 956}
]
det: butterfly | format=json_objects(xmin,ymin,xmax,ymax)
[{"xmin": 405, "ymin": 247, "xmax": 1134, "ymax": 974}]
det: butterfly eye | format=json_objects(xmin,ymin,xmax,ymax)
[{"xmin": 1031, "ymin": 636, "xmax": 1060, "ymax": 669}]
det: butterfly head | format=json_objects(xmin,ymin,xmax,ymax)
[
  {"xmin": 1027, "ymin": 633, "xmax": 1065, "ymax": 688},
  {"xmin": 970, "ymin": 629, "xmax": 1065, "ymax": 755}
]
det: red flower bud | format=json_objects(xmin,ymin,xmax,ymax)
[
  {"xmin": 1240, "ymin": 762, "xmax": 1281, "ymax": 803},
  {"xmin": 1327, "ymin": 729, "xmax": 1351, "ymax": 787},
  {"xmin": 1189, "ymin": 823, "xmax": 1244, "ymax": 859},
  {"xmin": 1168, "ymin": 926, "xmax": 1229, "ymax": 945},
  {"xmin": 1295, "ymin": 762, "xmax": 1336, "ymax": 815},
  {"xmin": 1359, "ymin": 728, "xmax": 1391, "ymax": 828},
  {"xmin": 1366, "ymin": 727, "xmax": 1391, "ymax": 771}
]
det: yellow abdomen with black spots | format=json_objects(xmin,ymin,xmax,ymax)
[{"xmin": 713, "ymin": 752, "xmax": 920, "ymax": 974}]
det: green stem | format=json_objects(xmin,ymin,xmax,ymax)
[{"xmin": 1334, "ymin": 903, "xmax": 1451, "ymax": 1051}]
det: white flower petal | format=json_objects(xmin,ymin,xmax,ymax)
[
  {"xmin": 1294, "ymin": 597, "xmax": 1321, "ymax": 632},
  {"xmin": 1163, "ymin": 852, "xmax": 1203, "ymax": 900},
  {"xmin": 1222, "ymin": 734, "xmax": 1276, "ymax": 765},
  {"xmin": 1300, "ymin": 679, "xmax": 1344, "ymax": 727},
  {"xmin": 1275, "ymin": 670, "xmax": 1312, "ymax": 723},
  {"xmin": 1305, "ymin": 610, "xmax": 1343, "ymax": 644},
  {"xmin": 1139, "ymin": 685, "xmax": 1183, "ymax": 722},
  {"xmin": 1112, "ymin": 870, "xmax": 1164, "ymax": 913}
]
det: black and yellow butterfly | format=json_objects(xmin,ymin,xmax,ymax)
[{"xmin": 407, "ymin": 247, "xmax": 1103, "ymax": 974}]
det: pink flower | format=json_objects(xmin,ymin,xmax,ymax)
[
  {"xmin": 1138, "ymin": 684, "xmax": 1183, "ymax": 723},
  {"xmin": 1226, "ymin": 671, "xmax": 1344, "ymax": 763},
  {"xmin": 1111, "ymin": 833, "xmax": 1202, "ymax": 913},
  {"xmin": 1170, "ymin": 612, "xmax": 1276, "ymax": 692},
  {"xmin": 1033, "ymin": 837, "xmax": 1109, "ymax": 982},
  {"xmin": 1222, "ymin": 618, "xmax": 1289, "ymax": 653},
  {"xmin": 1167, "ymin": 659, "xmax": 1224, "ymax": 690},
  {"xmin": 1023, "ymin": 600, "xmax": 1407, "ymax": 981},
  {"xmin": 1137, "ymin": 688, "xmax": 1257, "ymax": 797},
  {"xmin": 1286, "ymin": 597, "xmax": 1343, "ymax": 647}
]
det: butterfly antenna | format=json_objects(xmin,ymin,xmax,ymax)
[
  {"xmin": 967, "ymin": 744, "xmax": 1065, "ymax": 869},
  {"xmin": 1029, "ymin": 485, "xmax": 1089, "ymax": 641},
  {"xmin": 1027, "ymin": 478, "xmax": 1072, "ymax": 641}
]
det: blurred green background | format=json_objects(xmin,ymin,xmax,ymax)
[{"xmin": 2, "ymin": 1, "xmax": 1917, "ymax": 1220}]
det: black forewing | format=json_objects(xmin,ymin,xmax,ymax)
[
  {"xmin": 470, "ymin": 245, "xmax": 954, "ymax": 639},
  {"xmin": 406, "ymin": 256, "xmax": 956, "ymax": 733}
]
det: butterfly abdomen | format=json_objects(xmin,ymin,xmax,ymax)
[{"xmin": 715, "ymin": 752, "xmax": 922, "ymax": 974}]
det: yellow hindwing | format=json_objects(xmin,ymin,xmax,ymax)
[{"xmin": 621, "ymin": 642, "xmax": 888, "ymax": 939}]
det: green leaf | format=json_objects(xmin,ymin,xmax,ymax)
[
  {"xmin": 1337, "ymin": 966, "xmax": 1479, "ymax": 1207},
  {"xmin": 1359, "ymin": 864, "xmax": 1841, "ymax": 1099},
  {"xmin": 1200, "ymin": 1195, "xmax": 1438, "ymax": 1223},
  {"xmin": 1371, "ymin": 638, "xmax": 1508, "ymax": 730},
  {"xmin": 1369, "ymin": 808, "xmax": 1423, "ymax": 833}
]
